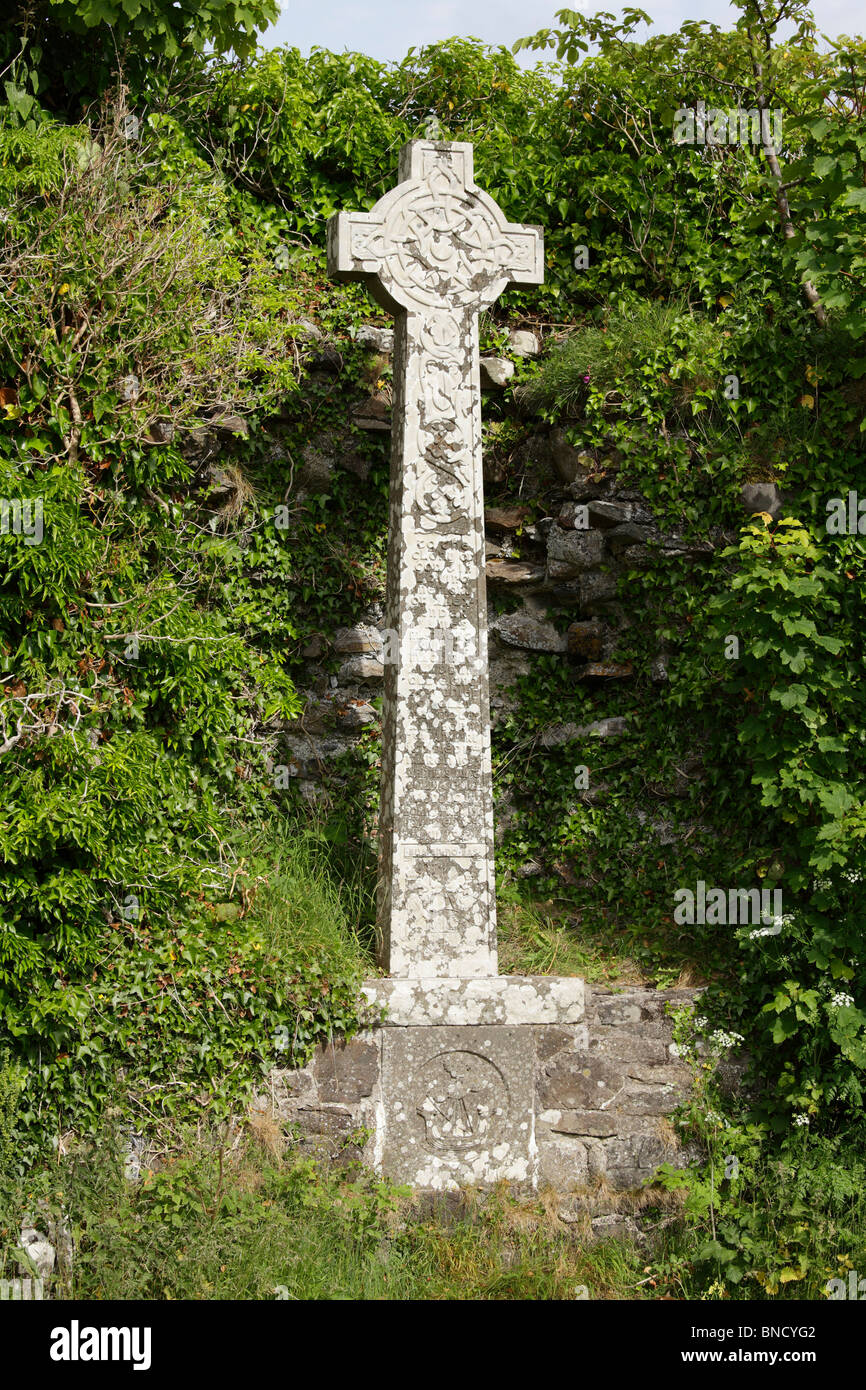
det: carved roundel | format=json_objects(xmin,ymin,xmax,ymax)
[
  {"xmin": 352, "ymin": 167, "xmax": 528, "ymax": 313},
  {"xmin": 416, "ymin": 1049, "xmax": 509, "ymax": 1154}
]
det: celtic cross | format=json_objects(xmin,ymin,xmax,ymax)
[{"xmin": 328, "ymin": 140, "xmax": 543, "ymax": 980}]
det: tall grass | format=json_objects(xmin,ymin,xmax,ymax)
[{"xmin": 242, "ymin": 818, "xmax": 377, "ymax": 975}]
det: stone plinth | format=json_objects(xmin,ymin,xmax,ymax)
[{"xmin": 262, "ymin": 985, "xmax": 700, "ymax": 1195}]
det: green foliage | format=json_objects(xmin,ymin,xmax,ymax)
[
  {"xmin": 685, "ymin": 519, "xmax": 866, "ymax": 1127},
  {"xmin": 1, "ymin": 2, "xmax": 278, "ymax": 115},
  {"xmin": 651, "ymin": 1008, "xmax": 866, "ymax": 1297},
  {"xmin": 2, "ymin": 821, "xmax": 370, "ymax": 1166},
  {"xmin": 519, "ymin": 299, "xmax": 725, "ymax": 423}
]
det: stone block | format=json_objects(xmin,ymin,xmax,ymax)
[
  {"xmin": 356, "ymin": 324, "xmax": 394, "ymax": 354},
  {"xmin": 494, "ymin": 612, "xmax": 567, "ymax": 653},
  {"xmin": 313, "ymin": 1038, "xmax": 380, "ymax": 1104},
  {"xmin": 536, "ymin": 1133, "xmax": 593, "ymax": 1190},
  {"xmin": 379, "ymin": 1026, "xmax": 536, "ymax": 1188},
  {"xmin": 363, "ymin": 975, "xmax": 585, "ymax": 1027},
  {"xmin": 566, "ymin": 620, "xmax": 605, "ymax": 659},
  {"xmin": 508, "ymin": 329, "xmax": 539, "ymax": 357},
  {"xmin": 333, "ymin": 625, "xmax": 383, "ymax": 655},
  {"xmin": 485, "ymin": 558, "xmax": 546, "ymax": 585},
  {"xmin": 578, "ymin": 572, "xmax": 618, "ymax": 609},
  {"xmin": 740, "ymin": 481, "xmax": 782, "ymax": 519},
  {"xmin": 485, "ymin": 506, "xmax": 530, "ymax": 531},
  {"xmin": 337, "ymin": 655, "xmax": 385, "ymax": 682},
  {"xmin": 550, "ymin": 429, "xmax": 593, "ymax": 484},
  {"xmin": 480, "ymin": 357, "xmax": 515, "ymax": 388},
  {"xmin": 538, "ymin": 1054, "xmax": 623, "ymax": 1111},
  {"xmin": 536, "ymin": 1026, "xmax": 579, "ymax": 1062},
  {"xmin": 546, "ymin": 527, "xmax": 605, "ymax": 579}
]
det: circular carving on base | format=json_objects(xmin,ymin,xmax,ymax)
[{"xmin": 416, "ymin": 1049, "xmax": 509, "ymax": 1154}]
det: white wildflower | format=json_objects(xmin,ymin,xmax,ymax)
[{"xmin": 830, "ymin": 992, "xmax": 854, "ymax": 1009}]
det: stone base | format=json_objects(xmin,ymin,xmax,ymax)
[
  {"xmin": 362, "ymin": 974, "xmax": 585, "ymax": 1026},
  {"xmin": 378, "ymin": 1024, "xmax": 536, "ymax": 1187},
  {"xmin": 259, "ymin": 985, "xmax": 702, "ymax": 1195}
]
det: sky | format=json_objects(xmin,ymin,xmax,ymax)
[{"xmin": 261, "ymin": 1, "xmax": 862, "ymax": 65}]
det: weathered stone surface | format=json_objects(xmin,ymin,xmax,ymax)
[
  {"xmin": 480, "ymin": 356, "xmax": 515, "ymax": 388},
  {"xmin": 313, "ymin": 1038, "xmax": 380, "ymax": 1103},
  {"xmin": 333, "ymin": 624, "xmax": 382, "ymax": 655},
  {"xmin": 538, "ymin": 716, "xmax": 625, "ymax": 747},
  {"xmin": 508, "ymin": 329, "xmax": 539, "ymax": 358},
  {"xmin": 329, "ymin": 140, "xmax": 543, "ymax": 982},
  {"xmin": 335, "ymin": 699, "xmax": 378, "ymax": 729},
  {"xmin": 537, "ymin": 1134, "xmax": 594, "ymax": 1189},
  {"xmin": 619, "ymin": 543, "xmax": 656, "ymax": 568},
  {"xmin": 577, "ymin": 716, "xmax": 627, "ymax": 738},
  {"xmin": 488, "ymin": 643, "xmax": 532, "ymax": 716},
  {"xmin": 289, "ymin": 1105, "xmax": 359, "ymax": 1161},
  {"xmin": 536, "ymin": 1026, "xmax": 578, "ymax": 1063},
  {"xmin": 566, "ymin": 620, "xmax": 605, "ymax": 659},
  {"xmin": 337, "ymin": 655, "xmax": 385, "ymax": 683},
  {"xmin": 363, "ymin": 975, "xmax": 585, "ymax": 1027},
  {"xmin": 280, "ymin": 734, "xmax": 349, "ymax": 778},
  {"xmin": 538, "ymin": 1054, "xmax": 623, "ymax": 1111},
  {"xmin": 741, "ymin": 481, "xmax": 782, "ymax": 519},
  {"xmin": 589, "ymin": 1034, "xmax": 670, "ymax": 1065},
  {"xmin": 356, "ymin": 323, "xmax": 395, "ymax": 353},
  {"xmin": 486, "ymin": 557, "xmax": 546, "ymax": 585},
  {"xmin": 485, "ymin": 505, "xmax": 529, "ymax": 531},
  {"xmin": 546, "ymin": 527, "xmax": 605, "ymax": 579},
  {"xmin": 293, "ymin": 317, "xmax": 323, "ymax": 341},
  {"xmin": 493, "ymin": 612, "xmax": 567, "ymax": 653},
  {"xmin": 578, "ymin": 572, "xmax": 618, "ymax": 609},
  {"xmin": 550, "ymin": 429, "xmax": 593, "ymax": 484},
  {"xmin": 18, "ymin": 1228, "xmax": 56, "ymax": 1280},
  {"xmin": 607, "ymin": 521, "xmax": 654, "ymax": 545},
  {"xmin": 210, "ymin": 411, "xmax": 249, "ymax": 437},
  {"xmin": 267, "ymin": 984, "xmax": 704, "ymax": 1193},
  {"xmin": 578, "ymin": 661, "xmax": 633, "ymax": 680},
  {"xmin": 585, "ymin": 499, "xmax": 632, "ymax": 528},
  {"xmin": 351, "ymin": 395, "xmax": 391, "ymax": 430},
  {"xmin": 379, "ymin": 1026, "xmax": 536, "ymax": 1188},
  {"xmin": 592, "ymin": 988, "xmax": 696, "ymax": 1027}
]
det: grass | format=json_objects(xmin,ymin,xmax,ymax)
[
  {"xmin": 516, "ymin": 298, "xmax": 722, "ymax": 419},
  {"xmin": 0, "ymin": 1123, "xmax": 647, "ymax": 1301},
  {"xmin": 496, "ymin": 886, "xmax": 649, "ymax": 985},
  {"xmin": 243, "ymin": 819, "xmax": 377, "ymax": 976},
  {"xmin": 5, "ymin": 1114, "xmax": 862, "ymax": 1301}
]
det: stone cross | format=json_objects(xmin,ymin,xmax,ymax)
[
  {"xmin": 328, "ymin": 142, "xmax": 583, "ymax": 1189},
  {"xmin": 328, "ymin": 140, "xmax": 543, "ymax": 982}
]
